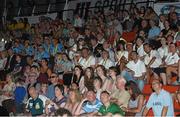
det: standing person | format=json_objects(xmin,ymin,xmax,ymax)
[{"xmin": 142, "ymin": 79, "xmax": 174, "ymax": 116}]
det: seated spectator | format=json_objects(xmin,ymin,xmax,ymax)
[
  {"xmin": 84, "ymin": 67, "xmax": 95, "ymax": 92},
  {"xmin": 45, "ymin": 84, "xmax": 66, "ymax": 115},
  {"xmin": 142, "ymin": 79, "xmax": 174, "ymax": 116},
  {"xmin": 98, "ymin": 91, "xmax": 125, "ymax": 116},
  {"xmin": 0, "ymin": 73, "xmax": 15, "ymax": 105},
  {"xmin": 64, "ymin": 89, "xmax": 81, "ymax": 115},
  {"xmin": 108, "ymin": 67, "xmax": 119, "ymax": 93},
  {"xmin": 39, "ymin": 83, "xmax": 48, "ymax": 97},
  {"xmin": 34, "ymin": 45, "xmax": 50, "ymax": 62},
  {"xmin": 123, "ymin": 81, "xmax": 145, "ymax": 116},
  {"xmin": 115, "ymin": 42, "xmax": 129, "ymax": 72},
  {"xmin": 75, "ymin": 89, "xmax": 102, "ymax": 116},
  {"xmin": 143, "ymin": 43, "xmax": 165, "ymax": 84},
  {"xmin": 79, "ymin": 47, "xmax": 96, "ymax": 69},
  {"xmin": 96, "ymin": 65, "xmax": 113, "ymax": 92},
  {"xmin": 54, "ymin": 53, "xmax": 73, "ymax": 75},
  {"xmin": 135, "ymin": 36, "xmax": 146, "ymax": 59},
  {"xmin": 4, "ymin": 48, "xmax": 17, "ymax": 74},
  {"xmin": 47, "ymin": 73, "xmax": 60, "ymax": 99},
  {"xmin": 37, "ymin": 58, "xmax": 52, "ymax": 84},
  {"xmin": 14, "ymin": 79, "xmax": 26, "ymax": 114},
  {"xmin": 55, "ymin": 107, "xmax": 72, "ymax": 116},
  {"xmin": 90, "ymin": 37, "xmax": 103, "ymax": 58},
  {"xmin": 148, "ymin": 19, "xmax": 160, "ymax": 39},
  {"xmin": 24, "ymin": 40, "xmax": 34, "ymax": 56},
  {"xmin": 121, "ymin": 51, "xmax": 146, "ymax": 91},
  {"xmin": 93, "ymin": 77, "xmax": 103, "ymax": 100},
  {"xmin": 23, "ymin": 65, "xmax": 31, "ymax": 81},
  {"xmin": 0, "ymin": 50, "xmax": 7, "ymax": 80},
  {"xmin": 111, "ymin": 76, "xmax": 130, "ymax": 108},
  {"xmin": 102, "ymin": 41, "xmax": 115, "ymax": 62},
  {"xmin": 98, "ymin": 49, "xmax": 115, "ymax": 69},
  {"xmin": 163, "ymin": 43, "xmax": 179, "ymax": 84},
  {"xmin": 26, "ymin": 86, "xmax": 45, "ymax": 116},
  {"xmin": 71, "ymin": 65, "xmax": 85, "ymax": 94},
  {"xmin": 26, "ymin": 72, "xmax": 40, "ymax": 97},
  {"xmin": 13, "ymin": 54, "xmax": 24, "ymax": 78},
  {"xmin": 157, "ymin": 37, "xmax": 168, "ymax": 59},
  {"xmin": 50, "ymin": 38, "xmax": 63, "ymax": 56}
]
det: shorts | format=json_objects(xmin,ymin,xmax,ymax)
[{"xmin": 152, "ymin": 67, "xmax": 166, "ymax": 76}]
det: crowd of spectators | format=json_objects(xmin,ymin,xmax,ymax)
[{"xmin": 0, "ymin": 4, "xmax": 179, "ymax": 116}]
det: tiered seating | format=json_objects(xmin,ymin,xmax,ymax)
[{"xmin": 143, "ymin": 84, "xmax": 180, "ymax": 116}]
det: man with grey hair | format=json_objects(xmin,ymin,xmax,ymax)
[{"xmin": 110, "ymin": 75, "xmax": 130, "ymax": 108}]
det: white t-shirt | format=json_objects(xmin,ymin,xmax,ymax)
[
  {"xmin": 146, "ymin": 89, "xmax": 174, "ymax": 116},
  {"xmin": 165, "ymin": 52, "xmax": 179, "ymax": 65},
  {"xmin": 158, "ymin": 46, "xmax": 168, "ymax": 59},
  {"xmin": 79, "ymin": 56, "xmax": 96, "ymax": 69},
  {"xmin": 144, "ymin": 50, "xmax": 162, "ymax": 68},
  {"xmin": 126, "ymin": 59, "xmax": 146, "ymax": 77},
  {"xmin": 117, "ymin": 50, "xmax": 129, "ymax": 61},
  {"xmin": 98, "ymin": 58, "xmax": 115, "ymax": 69},
  {"xmin": 137, "ymin": 45, "xmax": 146, "ymax": 57}
]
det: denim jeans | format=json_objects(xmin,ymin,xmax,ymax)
[{"xmin": 121, "ymin": 70, "xmax": 145, "ymax": 91}]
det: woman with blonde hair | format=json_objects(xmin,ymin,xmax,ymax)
[{"xmin": 64, "ymin": 89, "xmax": 82, "ymax": 115}]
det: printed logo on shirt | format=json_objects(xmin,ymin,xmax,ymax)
[
  {"xmin": 153, "ymin": 102, "xmax": 162, "ymax": 106},
  {"xmin": 35, "ymin": 103, "xmax": 40, "ymax": 109}
]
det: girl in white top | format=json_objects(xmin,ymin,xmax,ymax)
[
  {"xmin": 135, "ymin": 36, "xmax": 146, "ymax": 58},
  {"xmin": 158, "ymin": 37, "xmax": 168, "ymax": 59},
  {"xmin": 98, "ymin": 50, "xmax": 115, "ymax": 69}
]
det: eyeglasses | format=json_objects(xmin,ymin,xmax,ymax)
[{"xmin": 50, "ymin": 76, "xmax": 57, "ymax": 78}]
